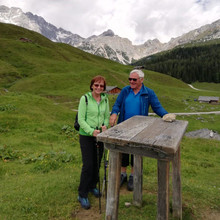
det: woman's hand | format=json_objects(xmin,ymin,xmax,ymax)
[
  {"xmin": 101, "ymin": 125, "xmax": 107, "ymax": 132},
  {"xmin": 93, "ymin": 129, "xmax": 100, "ymax": 137}
]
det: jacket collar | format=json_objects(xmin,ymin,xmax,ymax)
[
  {"xmin": 86, "ymin": 91, "xmax": 107, "ymax": 101},
  {"xmin": 128, "ymin": 84, "xmax": 148, "ymax": 95}
]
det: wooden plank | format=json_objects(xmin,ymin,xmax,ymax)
[
  {"xmin": 152, "ymin": 121, "xmax": 187, "ymax": 153},
  {"xmin": 132, "ymin": 119, "xmax": 188, "ymax": 154},
  {"xmin": 172, "ymin": 147, "xmax": 182, "ymax": 219},
  {"xmin": 130, "ymin": 119, "xmax": 172, "ymax": 151},
  {"xmin": 97, "ymin": 116, "xmax": 155, "ymax": 144},
  {"xmin": 157, "ymin": 160, "xmax": 170, "ymax": 220},
  {"xmin": 97, "ymin": 116, "xmax": 188, "ymax": 154},
  {"xmin": 103, "ymin": 142, "xmax": 173, "ymax": 160},
  {"xmin": 105, "ymin": 148, "xmax": 122, "ymax": 220},
  {"xmin": 133, "ymin": 155, "xmax": 143, "ymax": 206}
]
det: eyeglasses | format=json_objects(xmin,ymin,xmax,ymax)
[
  {"xmin": 128, "ymin": 78, "xmax": 139, "ymax": 82},
  {"xmin": 94, "ymin": 84, "xmax": 104, "ymax": 88}
]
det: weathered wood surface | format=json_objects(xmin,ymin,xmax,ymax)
[
  {"xmin": 133, "ymin": 155, "xmax": 143, "ymax": 206},
  {"xmin": 157, "ymin": 160, "xmax": 170, "ymax": 220},
  {"xmin": 105, "ymin": 149, "xmax": 122, "ymax": 220},
  {"xmin": 172, "ymin": 148, "xmax": 182, "ymax": 219},
  {"xmin": 97, "ymin": 116, "xmax": 188, "ymax": 155}
]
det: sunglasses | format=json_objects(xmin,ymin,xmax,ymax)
[
  {"xmin": 94, "ymin": 84, "xmax": 104, "ymax": 88},
  {"xmin": 128, "ymin": 78, "xmax": 139, "ymax": 82}
]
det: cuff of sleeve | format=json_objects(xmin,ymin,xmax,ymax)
[{"xmin": 88, "ymin": 128, "xmax": 94, "ymax": 136}]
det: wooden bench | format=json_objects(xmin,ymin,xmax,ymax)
[{"xmin": 97, "ymin": 116, "xmax": 188, "ymax": 220}]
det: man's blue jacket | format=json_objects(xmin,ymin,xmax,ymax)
[{"xmin": 111, "ymin": 84, "xmax": 168, "ymax": 124}]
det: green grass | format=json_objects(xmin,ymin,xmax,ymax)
[
  {"xmin": 0, "ymin": 23, "xmax": 220, "ymax": 219},
  {"xmin": 177, "ymin": 114, "xmax": 220, "ymax": 133},
  {"xmin": 192, "ymin": 82, "xmax": 220, "ymax": 92}
]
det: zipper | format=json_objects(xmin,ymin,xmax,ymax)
[
  {"xmin": 97, "ymin": 96, "xmax": 104, "ymax": 129},
  {"xmin": 97, "ymin": 101, "xmax": 100, "ymax": 129},
  {"xmin": 97, "ymin": 96, "xmax": 106, "ymax": 128}
]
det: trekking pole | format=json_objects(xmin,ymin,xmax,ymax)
[
  {"xmin": 96, "ymin": 127, "xmax": 101, "ymax": 214},
  {"xmin": 102, "ymin": 149, "xmax": 107, "ymax": 199},
  {"xmin": 102, "ymin": 149, "xmax": 109, "ymax": 199},
  {"xmin": 105, "ymin": 150, "xmax": 109, "ymax": 198}
]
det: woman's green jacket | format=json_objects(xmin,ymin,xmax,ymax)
[{"xmin": 78, "ymin": 92, "xmax": 110, "ymax": 136}]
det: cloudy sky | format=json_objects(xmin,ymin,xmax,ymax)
[{"xmin": 0, "ymin": 0, "xmax": 220, "ymax": 44}]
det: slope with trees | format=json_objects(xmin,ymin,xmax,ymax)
[{"xmin": 132, "ymin": 40, "xmax": 220, "ymax": 83}]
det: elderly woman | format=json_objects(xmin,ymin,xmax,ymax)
[{"xmin": 77, "ymin": 75, "xmax": 109, "ymax": 209}]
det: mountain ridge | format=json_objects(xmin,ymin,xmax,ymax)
[{"xmin": 0, "ymin": 5, "xmax": 219, "ymax": 64}]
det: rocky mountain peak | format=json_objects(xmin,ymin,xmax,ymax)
[
  {"xmin": 0, "ymin": 5, "xmax": 8, "ymax": 12},
  {"xmin": 144, "ymin": 39, "xmax": 162, "ymax": 46},
  {"xmin": 100, "ymin": 29, "xmax": 115, "ymax": 37}
]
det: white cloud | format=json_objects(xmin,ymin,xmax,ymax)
[{"xmin": 0, "ymin": 0, "xmax": 219, "ymax": 44}]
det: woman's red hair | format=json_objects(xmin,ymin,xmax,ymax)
[{"xmin": 90, "ymin": 75, "xmax": 106, "ymax": 91}]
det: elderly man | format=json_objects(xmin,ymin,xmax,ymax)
[{"xmin": 109, "ymin": 69, "xmax": 174, "ymax": 191}]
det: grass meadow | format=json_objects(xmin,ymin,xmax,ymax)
[{"xmin": 0, "ymin": 23, "xmax": 220, "ymax": 219}]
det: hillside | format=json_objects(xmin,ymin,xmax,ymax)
[
  {"xmin": 1, "ymin": 23, "xmax": 220, "ymax": 112},
  {"xmin": 0, "ymin": 23, "xmax": 130, "ymax": 100},
  {"xmin": 132, "ymin": 39, "xmax": 220, "ymax": 83}
]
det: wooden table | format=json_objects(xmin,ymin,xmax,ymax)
[{"xmin": 97, "ymin": 116, "xmax": 188, "ymax": 220}]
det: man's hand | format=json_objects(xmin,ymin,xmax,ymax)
[
  {"xmin": 109, "ymin": 114, "xmax": 117, "ymax": 127},
  {"xmin": 162, "ymin": 113, "xmax": 176, "ymax": 122}
]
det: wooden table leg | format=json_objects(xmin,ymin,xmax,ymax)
[
  {"xmin": 105, "ymin": 149, "xmax": 122, "ymax": 220},
  {"xmin": 133, "ymin": 155, "xmax": 143, "ymax": 206},
  {"xmin": 157, "ymin": 159, "xmax": 170, "ymax": 220},
  {"xmin": 172, "ymin": 147, "xmax": 182, "ymax": 219}
]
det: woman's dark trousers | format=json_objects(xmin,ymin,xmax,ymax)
[{"xmin": 78, "ymin": 135, "xmax": 103, "ymax": 198}]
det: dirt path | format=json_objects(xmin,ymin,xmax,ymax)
[
  {"xmin": 72, "ymin": 188, "xmax": 220, "ymax": 220},
  {"xmin": 72, "ymin": 203, "xmax": 104, "ymax": 220},
  {"xmin": 73, "ymin": 187, "xmax": 131, "ymax": 220},
  {"xmin": 201, "ymin": 210, "xmax": 220, "ymax": 220},
  {"xmin": 188, "ymin": 84, "xmax": 204, "ymax": 91}
]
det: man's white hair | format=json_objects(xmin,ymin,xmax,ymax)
[{"xmin": 130, "ymin": 69, "xmax": 144, "ymax": 78}]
